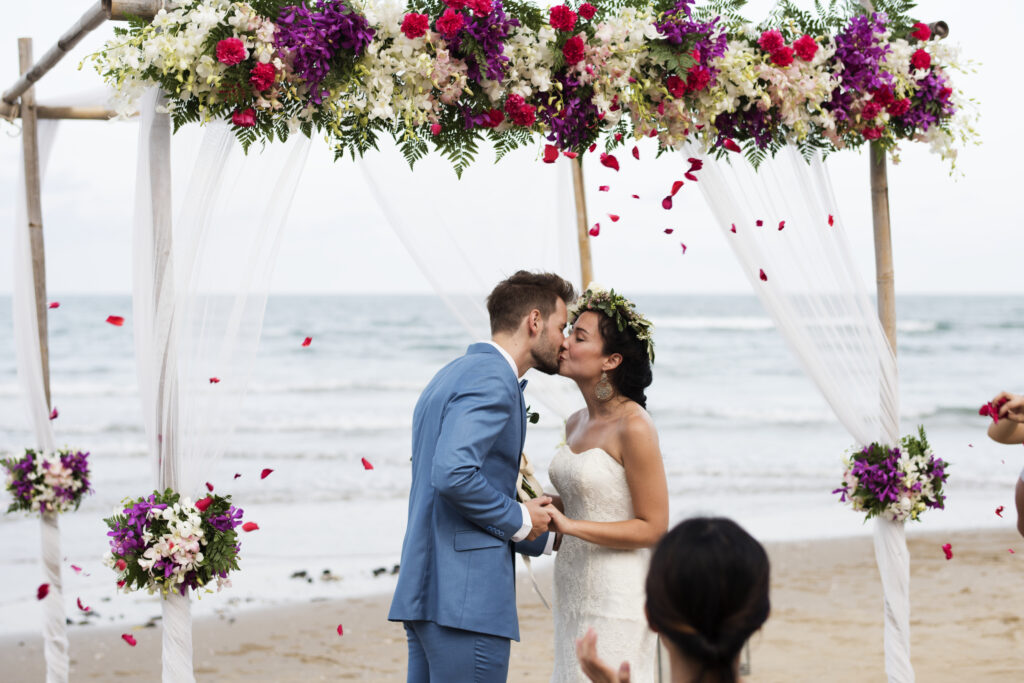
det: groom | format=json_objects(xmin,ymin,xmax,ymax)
[{"xmin": 389, "ymin": 271, "xmax": 576, "ymax": 682}]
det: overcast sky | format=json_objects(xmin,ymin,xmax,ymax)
[{"xmin": 0, "ymin": 0, "xmax": 1021, "ymax": 295}]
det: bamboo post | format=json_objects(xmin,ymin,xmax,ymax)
[
  {"xmin": 869, "ymin": 141, "xmax": 896, "ymax": 353},
  {"xmin": 0, "ymin": 102, "xmax": 124, "ymax": 120},
  {"xmin": 571, "ymin": 158, "xmax": 594, "ymax": 288},
  {"xmin": 19, "ymin": 38, "xmax": 51, "ymax": 411}
]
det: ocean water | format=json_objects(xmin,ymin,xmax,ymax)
[{"xmin": 1, "ymin": 293, "xmax": 1022, "ymax": 637}]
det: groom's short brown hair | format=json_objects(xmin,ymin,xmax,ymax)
[{"xmin": 487, "ymin": 271, "xmax": 577, "ymax": 335}]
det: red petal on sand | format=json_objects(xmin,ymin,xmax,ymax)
[
  {"xmin": 589, "ymin": 223, "xmax": 600, "ymax": 237},
  {"xmin": 759, "ymin": 269, "xmax": 768, "ymax": 282},
  {"xmin": 206, "ymin": 482, "xmax": 214, "ymax": 492},
  {"xmin": 778, "ymin": 220, "xmax": 786, "ymax": 231},
  {"xmin": 663, "ymin": 229, "xmax": 674, "ymax": 234},
  {"xmin": 106, "ymin": 315, "xmax": 124, "ymax": 326},
  {"xmin": 828, "ymin": 214, "xmax": 834, "ymax": 226},
  {"xmin": 49, "ymin": 302, "xmax": 60, "ymax": 309},
  {"xmin": 661, "ymin": 196, "xmax": 673, "ymax": 210},
  {"xmin": 598, "ymin": 185, "xmax": 610, "ymax": 192},
  {"xmin": 361, "ymin": 457, "xmax": 374, "ymax": 470},
  {"xmin": 122, "ymin": 634, "xmax": 137, "ymax": 647},
  {"xmin": 671, "ymin": 181, "xmax": 684, "ymax": 196},
  {"xmin": 302, "ymin": 337, "xmax": 312, "ymax": 347},
  {"xmin": 37, "ymin": 584, "xmax": 49, "ymax": 600},
  {"xmin": 195, "ymin": 497, "xmax": 213, "ymax": 512},
  {"xmin": 242, "ymin": 522, "xmax": 260, "ymax": 532},
  {"xmin": 608, "ymin": 214, "xmax": 620, "ymax": 223},
  {"xmin": 49, "ymin": 407, "xmax": 58, "ymax": 420},
  {"xmin": 941, "ymin": 543, "xmax": 953, "ymax": 560},
  {"xmin": 631, "ymin": 146, "xmax": 639, "ymax": 159},
  {"xmin": 680, "ymin": 243, "xmax": 687, "ymax": 254},
  {"xmin": 261, "ymin": 468, "xmax": 274, "ymax": 479},
  {"xmin": 337, "ymin": 624, "xmax": 344, "ymax": 636},
  {"xmin": 77, "ymin": 598, "xmax": 90, "ymax": 612},
  {"xmin": 996, "ymin": 506, "xmax": 1005, "ymax": 518},
  {"xmin": 209, "ymin": 377, "xmax": 221, "ymax": 384}
]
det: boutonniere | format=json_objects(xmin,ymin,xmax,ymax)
[{"xmin": 525, "ymin": 405, "xmax": 540, "ymax": 424}]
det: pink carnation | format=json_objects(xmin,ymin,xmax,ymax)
[
  {"xmin": 549, "ymin": 5, "xmax": 577, "ymax": 32},
  {"xmin": 861, "ymin": 100, "xmax": 882, "ymax": 120},
  {"xmin": 504, "ymin": 93, "xmax": 536, "ymax": 127},
  {"xmin": 771, "ymin": 46, "xmax": 794, "ymax": 67},
  {"xmin": 466, "ymin": 0, "xmax": 492, "ymax": 15},
  {"xmin": 758, "ymin": 29, "xmax": 785, "ymax": 53},
  {"xmin": 401, "ymin": 13, "xmax": 430, "ymax": 39},
  {"xmin": 215, "ymin": 38, "xmax": 247, "ymax": 66},
  {"xmin": 436, "ymin": 8, "xmax": 465, "ymax": 38},
  {"xmin": 793, "ymin": 34, "xmax": 818, "ymax": 61},
  {"xmin": 686, "ymin": 65, "xmax": 711, "ymax": 92},
  {"xmin": 666, "ymin": 75, "xmax": 687, "ymax": 98},
  {"xmin": 578, "ymin": 3, "xmax": 596, "ymax": 20},
  {"xmin": 562, "ymin": 34, "xmax": 585, "ymax": 64},
  {"xmin": 911, "ymin": 22, "xmax": 931, "ymax": 42},
  {"xmin": 871, "ymin": 85, "xmax": 895, "ymax": 106},
  {"xmin": 249, "ymin": 63, "xmax": 276, "ymax": 91},
  {"xmin": 910, "ymin": 48, "xmax": 931, "ymax": 71},
  {"xmin": 887, "ymin": 98, "xmax": 911, "ymax": 117},
  {"xmin": 232, "ymin": 108, "xmax": 256, "ymax": 128},
  {"xmin": 862, "ymin": 126, "xmax": 883, "ymax": 141}
]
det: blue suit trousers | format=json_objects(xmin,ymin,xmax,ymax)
[{"xmin": 404, "ymin": 620, "xmax": 510, "ymax": 682}]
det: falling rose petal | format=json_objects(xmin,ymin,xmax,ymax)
[
  {"xmin": 723, "ymin": 138, "xmax": 741, "ymax": 153},
  {"xmin": 542, "ymin": 145, "xmax": 559, "ymax": 164},
  {"xmin": 1010, "ymin": 549, "xmax": 1016, "ymax": 554},
  {"xmin": 49, "ymin": 407, "xmax": 58, "ymax": 420},
  {"xmin": 996, "ymin": 506, "xmax": 1005, "ymax": 518},
  {"xmin": 77, "ymin": 598, "xmax": 91, "ymax": 613},
  {"xmin": 663, "ymin": 229, "xmax": 674, "ymax": 234},
  {"xmin": 778, "ymin": 221, "xmax": 786, "ymax": 231},
  {"xmin": 562, "ymin": 151, "xmax": 578, "ymax": 159},
  {"xmin": 680, "ymin": 243, "xmax": 687, "ymax": 254},
  {"xmin": 116, "ymin": 580, "xmax": 125, "ymax": 588},
  {"xmin": 759, "ymin": 269, "xmax": 768, "ymax": 282},
  {"xmin": 631, "ymin": 146, "xmax": 639, "ymax": 160},
  {"xmin": 209, "ymin": 377, "xmax": 221, "ymax": 384},
  {"xmin": 261, "ymin": 468, "xmax": 274, "ymax": 480},
  {"xmin": 106, "ymin": 315, "xmax": 125, "ymax": 326},
  {"xmin": 599, "ymin": 153, "xmax": 620, "ymax": 171},
  {"xmin": 648, "ymin": 129, "xmax": 658, "ymax": 138},
  {"xmin": 608, "ymin": 214, "xmax": 620, "ymax": 223},
  {"xmin": 337, "ymin": 624, "xmax": 344, "ymax": 636},
  {"xmin": 242, "ymin": 522, "xmax": 260, "ymax": 532},
  {"xmin": 631, "ymin": 194, "xmax": 639, "ymax": 199},
  {"xmin": 614, "ymin": 133, "xmax": 623, "ymax": 142},
  {"xmin": 671, "ymin": 180, "xmax": 684, "ymax": 196},
  {"xmin": 730, "ymin": 224, "xmax": 737, "ymax": 234},
  {"xmin": 115, "ymin": 559, "xmax": 127, "ymax": 571},
  {"xmin": 122, "ymin": 634, "xmax": 137, "ymax": 647},
  {"xmin": 684, "ymin": 172, "xmax": 698, "ymax": 182},
  {"xmin": 361, "ymin": 457, "xmax": 374, "ymax": 470},
  {"xmin": 661, "ymin": 196, "xmax": 673, "ymax": 210},
  {"xmin": 302, "ymin": 337, "xmax": 312, "ymax": 347},
  {"xmin": 968, "ymin": 444, "xmax": 973, "ymax": 448},
  {"xmin": 686, "ymin": 158, "xmax": 704, "ymax": 171},
  {"xmin": 37, "ymin": 584, "xmax": 49, "ymax": 600},
  {"xmin": 755, "ymin": 219, "xmax": 763, "ymax": 227},
  {"xmin": 941, "ymin": 543, "xmax": 953, "ymax": 560},
  {"xmin": 195, "ymin": 497, "xmax": 213, "ymax": 512},
  {"xmin": 588, "ymin": 223, "xmax": 600, "ymax": 237},
  {"xmin": 71, "ymin": 564, "xmax": 83, "ymax": 574},
  {"xmin": 828, "ymin": 214, "xmax": 834, "ymax": 226},
  {"xmin": 234, "ymin": 473, "xmax": 242, "ymax": 479},
  {"xmin": 588, "ymin": 143, "xmax": 597, "ymax": 153},
  {"xmin": 48, "ymin": 302, "xmax": 60, "ymax": 309},
  {"xmin": 205, "ymin": 482, "xmax": 214, "ymax": 492},
  {"xmin": 598, "ymin": 185, "xmax": 610, "ymax": 192}
]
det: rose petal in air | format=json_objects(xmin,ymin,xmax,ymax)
[
  {"xmin": 723, "ymin": 138, "xmax": 741, "ymax": 153},
  {"xmin": 598, "ymin": 185, "xmax": 610, "ymax": 192},
  {"xmin": 589, "ymin": 224, "xmax": 600, "ymax": 237},
  {"xmin": 234, "ymin": 473, "xmax": 242, "ymax": 479},
  {"xmin": 122, "ymin": 634, "xmax": 137, "ymax": 647},
  {"xmin": 37, "ymin": 584, "xmax": 49, "ymax": 600},
  {"xmin": 614, "ymin": 133, "xmax": 623, "ymax": 142},
  {"xmin": 206, "ymin": 482, "xmax": 214, "ymax": 492},
  {"xmin": 941, "ymin": 543, "xmax": 953, "ymax": 560},
  {"xmin": 661, "ymin": 196, "xmax": 673, "ymax": 210},
  {"xmin": 71, "ymin": 564, "xmax": 83, "ymax": 574},
  {"xmin": 302, "ymin": 337, "xmax": 312, "ymax": 347},
  {"xmin": 195, "ymin": 497, "xmax": 213, "ymax": 512},
  {"xmin": 106, "ymin": 315, "xmax": 124, "ymax": 326},
  {"xmin": 562, "ymin": 151, "xmax": 578, "ymax": 159},
  {"xmin": 730, "ymin": 224, "xmax": 737, "ymax": 233},
  {"xmin": 632, "ymin": 146, "xmax": 639, "ymax": 159},
  {"xmin": 49, "ymin": 407, "xmax": 58, "ymax": 420},
  {"xmin": 599, "ymin": 153, "xmax": 620, "ymax": 171},
  {"xmin": 608, "ymin": 214, "xmax": 620, "ymax": 222},
  {"xmin": 684, "ymin": 172, "xmax": 698, "ymax": 182},
  {"xmin": 663, "ymin": 229, "xmax": 674, "ymax": 234},
  {"xmin": 631, "ymin": 194, "xmax": 639, "ymax": 199},
  {"xmin": 680, "ymin": 243, "xmax": 687, "ymax": 254},
  {"xmin": 648, "ymin": 129, "xmax": 658, "ymax": 138},
  {"xmin": 671, "ymin": 181, "xmax": 684, "ymax": 196},
  {"xmin": 49, "ymin": 302, "xmax": 60, "ymax": 309},
  {"xmin": 778, "ymin": 221, "xmax": 785, "ymax": 231},
  {"xmin": 209, "ymin": 377, "xmax": 221, "ymax": 384},
  {"xmin": 828, "ymin": 214, "xmax": 834, "ymax": 226},
  {"xmin": 261, "ymin": 468, "xmax": 274, "ymax": 480},
  {"xmin": 996, "ymin": 506, "xmax": 1005, "ymax": 518},
  {"xmin": 542, "ymin": 145, "xmax": 559, "ymax": 164},
  {"xmin": 337, "ymin": 624, "xmax": 344, "ymax": 636},
  {"xmin": 759, "ymin": 269, "xmax": 767, "ymax": 282},
  {"xmin": 77, "ymin": 597, "xmax": 91, "ymax": 612},
  {"xmin": 361, "ymin": 457, "xmax": 374, "ymax": 470},
  {"xmin": 242, "ymin": 522, "xmax": 260, "ymax": 532},
  {"xmin": 588, "ymin": 143, "xmax": 597, "ymax": 153},
  {"xmin": 756, "ymin": 220, "xmax": 763, "ymax": 227}
]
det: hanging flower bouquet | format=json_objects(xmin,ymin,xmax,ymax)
[
  {"xmin": 2, "ymin": 448, "xmax": 92, "ymax": 515},
  {"xmin": 833, "ymin": 426, "xmax": 949, "ymax": 523},
  {"xmin": 90, "ymin": 0, "xmax": 976, "ymax": 173},
  {"xmin": 104, "ymin": 489, "xmax": 245, "ymax": 596}
]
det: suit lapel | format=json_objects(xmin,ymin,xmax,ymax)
[{"xmin": 517, "ymin": 379, "xmax": 527, "ymax": 453}]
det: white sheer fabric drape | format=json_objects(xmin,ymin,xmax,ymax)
[
  {"xmin": 13, "ymin": 117, "xmax": 67, "ymax": 683},
  {"xmin": 692, "ymin": 144, "xmax": 910, "ymax": 682},
  {"xmin": 359, "ymin": 146, "xmax": 583, "ymax": 419},
  {"xmin": 133, "ymin": 89, "xmax": 310, "ymax": 681}
]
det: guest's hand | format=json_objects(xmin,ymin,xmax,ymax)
[
  {"xmin": 525, "ymin": 496, "xmax": 553, "ymax": 540},
  {"xmin": 576, "ymin": 628, "xmax": 630, "ymax": 683},
  {"xmin": 995, "ymin": 392, "xmax": 1024, "ymax": 423}
]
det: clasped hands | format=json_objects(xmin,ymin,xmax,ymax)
[{"xmin": 524, "ymin": 495, "xmax": 572, "ymax": 540}]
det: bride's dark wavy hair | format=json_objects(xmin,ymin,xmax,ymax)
[
  {"xmin": 645, "ymin": 517, "xmax": 770, "ymax": 683},
  {"xmin": 593, "ymin": 312, "xmax": 653, "ymax": 409}
]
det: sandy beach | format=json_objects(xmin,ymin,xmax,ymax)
[{"xmin": 4, "ymin": 527, "xmax": 1023, "ymax": 681}]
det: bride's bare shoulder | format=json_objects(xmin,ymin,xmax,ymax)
[{"xmin": 617, "ymin": 405, "xmax": 658, "ymax": 444}]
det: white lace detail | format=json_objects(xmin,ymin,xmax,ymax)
[{"xmin": 549, "ymin": 445, "xmax": 655, "ymax": 683}]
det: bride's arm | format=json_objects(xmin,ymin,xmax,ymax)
[{"xmin": 547, "ymin": 414, "xmax": 668, "ymax": 550}]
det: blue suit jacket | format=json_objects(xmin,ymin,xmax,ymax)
[{"xmin": 388, "ymin": 343, "xmax": 548, "ymax": 641}]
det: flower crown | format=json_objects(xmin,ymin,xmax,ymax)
[{"xmin": 568, "ymin": 284, "xmax": 655, "ymax": 362}]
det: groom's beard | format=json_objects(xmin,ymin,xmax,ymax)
[{"xmin": 531, "ymin": 338, "xmax": 561, "ymax": 375}]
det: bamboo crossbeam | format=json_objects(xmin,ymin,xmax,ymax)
[
  {"xmin": 571, "ymin": 159, "xmax": 594, "ymax": 289},
  {"xmin": 0, "ymin": 102, "xmax": 123, "ymax": 120}
]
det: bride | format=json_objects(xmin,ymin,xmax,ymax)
[{"xmin": 546, "ymin": 286, "xmax": 669, "ymax": 683}]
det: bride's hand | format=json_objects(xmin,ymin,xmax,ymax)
[{"xmin": 544, "ymin": 504, "xmax": 574, "ymax": 535}]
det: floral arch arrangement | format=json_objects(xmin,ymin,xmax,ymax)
[{"xmin": 93, "ymin": 0, "xmax": 975, "ymax": 175}]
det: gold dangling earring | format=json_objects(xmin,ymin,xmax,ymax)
[{"xmin": 595, "ymin": 371, "xmax": 613, "ymax": 401}]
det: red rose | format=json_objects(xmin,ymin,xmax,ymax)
[
  {"xmin": 579, "ymin": 3, "xmax": 596, "ymax": 20},
  {"xmin": 484, "ymin": 108, "xmax": 504, "ymax": 128},
  {"xmin": 436, "ymin": 8, "xmax": 465, "ymax": 38},
  {"xmin": 431, "ymin": 123, "xmax": 442, "ymax": 136},
  {"xmin": 504, "ymin": 94, "xmax": 537, "ymax": 127},
  {"xmin": 466, "ymin": 0, "xmax": 492, "ymax": 15},
  {"xmin": 401, "ymin": 13, "xmax": 430, "ymax": 39},
  {"xmin": 861, "ymin": 100, "xmax": 882, "ymax": 120},
  {"xmin": 887, "ymin": 98, "xmax": 911, "ymax": 117},
  {"xmin": 549, "ymin": 5, "xmax": 577, "ymax": 32},
  {"xmin": 771, "ymin": 46, "xmax": 794, "ymax": 67},
  {"xmin": 249, "ymin": 62, "xmax": 276, "ymax": 91},
  {"xmin": 939, "ymin": 86, "xmax": 952, "ymax": 101},
  {"xmin": 543, "ymin": 144, "xmax": 559, "ymax": 163},
  {"xmin": 666, "ymin": 75, "xmax": 687, "ymax": 98},
  {"xmin": 793, "ymin": 34, "xmax": 818, "ymax": 62},
  {"xmin": 444, "ymin": 0, "xmax": 467, "ymax": 8},
  {"xmin": 686, "ymin": 65, "xmax": 711, "ymax": 92},
  {"xmin": 758, "ymin": 29, "xmax": 785, "ymax": 53},
  {"xmin": 910, "ymin": 48, "xmax": 931, "ymax": 71},
  {"xmin": 215, "ymin": 38, "xmax": 247, "ymax": 66},
  {"xmin": 862, "ymin": 126, "xmax": 883, "ymax": 140},
  {"xmin": 911, "ymin": 22, "xmax": 931, "ymax": 42},
  {"xmin": 562, "ymin": 34, "xmax": 585, "ymax": 64},
  {"xmin": 871, "ymin": 85, "xmax": 895, "ymax": 106},
  {"xmin": 232, "ymin": 108, "xmax": 257, "ymax": 127}
]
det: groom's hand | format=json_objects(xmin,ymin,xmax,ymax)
[{"xmin": 525, "ymin": 496, "xmax": 553, "ymax": 540}]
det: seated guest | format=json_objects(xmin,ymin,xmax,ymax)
[{"xmin": 986, "ymin": 391, "xmax": 1024, "ymax": 537}]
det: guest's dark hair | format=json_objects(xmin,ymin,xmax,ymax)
[
  {"xmin": 487, "ymin": 271, "xmax": 576, "ymax": 335},
  {"xmin": 594, "ymin": 313, "xmax": 652, "ymax": 409},
  {"xmin": 645, "ymin": 517, "xmax": 770, "ymax": 683}
]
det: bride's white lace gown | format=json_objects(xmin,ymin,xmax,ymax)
[{"xmin": 548, "ymin": 444, "xmax": 656, "ymax": 683}]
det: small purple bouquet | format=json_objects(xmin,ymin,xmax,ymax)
[
  {"xmin": 104, "ymin": 489, "xmax": 244, "ymax": 596},
  {"xmin": 833, "ymin": 426, "xmax": 948, "ymax": 523},
  {"xmin": 2, "ymin": 448, "xmax": 91, "ymax": 515}
]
